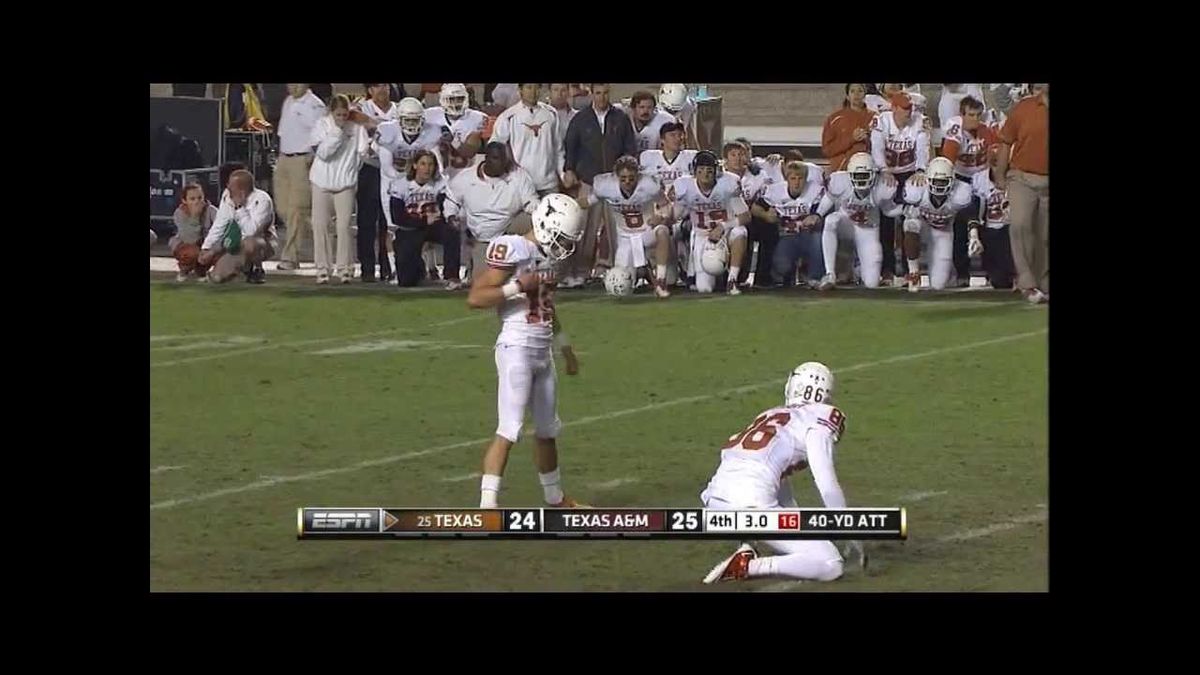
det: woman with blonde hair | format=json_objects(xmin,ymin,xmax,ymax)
[{"xmin": 309, "ymin": 94, "xmax": 370, "ymax": 284}]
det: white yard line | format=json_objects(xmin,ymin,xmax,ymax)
[
  {"xmin": 149, "ymin": 334, "xmax": 222, "ymax": 343},
  {"xmin": 150, "ymin": 465, "xmax": 187, "ymax": 475},
  {"xmin": 936, "ymin": 510, "xmax": 1048, "ymax": 543},
  {"xmin": 589, "ymin": 478, "xmax": 640, "ymax": 491},
  {"xmin": 440, "ymin": 472, "xmax": 482, "ymax": 483},
  {"xmin": 150, "ymin": 297, "xmax": 611, "ymax": 368},
  {"xmin": 898, "ymin": 490, "xmax": 949, "ymax": 503},
  {"xmin": 752, "ymin": 506, "xmax": 1048, "ymax": 592},
  {"xmin": 150, "ymin": 329, "xmax": 1046, "ymax": 512}
]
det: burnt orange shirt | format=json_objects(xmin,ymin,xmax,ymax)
[
  {"xmin": 1000, "ymin": 96, "xmax": 1048, "ymax": 175},
  {"xmin": 822, "ymin": 106, "xmax": 876, "ymax": 172}
]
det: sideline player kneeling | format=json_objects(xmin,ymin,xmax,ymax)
[
  {"xmin": 467, "ymin": 194, "xmax": 589, "ymax": 509},
  {"xmin": 701, "ymin": 362, "xmax": 866, "ymax": 584}
]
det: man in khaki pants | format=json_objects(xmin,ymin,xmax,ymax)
[
  {"xmin": 995, "ymin": 84, "xmax": 1049, "ymax": 304},
  {"xmin": 274, "ymin": 84, "xmax": 326, "ymax": 270}
]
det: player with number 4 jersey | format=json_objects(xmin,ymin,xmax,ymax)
[
  {"xmin": 466, "ymin": 194, "xmax": 588, "ymax": 511},
  {"xmin": 701, "ymin": 361, "xmax": 864, "ymax": 584}
]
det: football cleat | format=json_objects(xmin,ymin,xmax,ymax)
[
  {"xmin": 702, "ymin": 543, "xmax": 757, "ymax": 584},
  {"xmin": 818, "ymin": 274, "xmax": 836, "ymax": 291},
  {"xmin": 547, "ymin": 496, "xmax": 591, "ymax": 508},
  {"xmin": 906, "ymin": 272, "xmax": 921, "ymax": 292},
  {"xmin": 654, "ymin": 279, "xmax": 671, "ymax": 298}
]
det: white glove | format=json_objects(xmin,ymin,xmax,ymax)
[{"xmin": 967, "ymin": 227, "xmax": 984, "ymax": 257}]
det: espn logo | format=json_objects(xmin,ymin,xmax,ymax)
[{"xmin": 300, "ymin": 508, "xmax": 379, "ymax": 534}]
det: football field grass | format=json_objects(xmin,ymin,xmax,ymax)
[{"xmin": 150, "ymin": 275, "xmax": 1048, "ymax": 592}]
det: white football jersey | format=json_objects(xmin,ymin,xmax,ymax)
[
  {"xmin": 425, "ymin": 107, "xmax": 487, "ymax": 148},
  {"xmin": 760, "ymin": 175, "xmax": 826, "ymax": 235},
  {"xmin": 870, "ymin": 111, "xmax": 930, "ymax": 174},
  {"xmin": 670, "ymin": 172, "xmax": 748, "ymax": 231},
  {"xmin": 356, "ymin": 99, "xmax": 398, "ymax": 168},
  {"xmin": 387, "ymin": 175, "xmax": 449, "ymax": 219},
  {"xmin": 630, "ymin": 109, "xmax": 677, "ymax": 152},
  {"xmin": 902, "ymin": 181, "xmax": 974, "ymax": 228},
  {"xmin": 731, "ymin": 168, "xmax": 771, "ymax": 207},
  {"xmin": 705, "ymin": 403, "xmax": 846, "ymax": 504},
  {"xmin": 376, "ymin": 120, "xmax": 446, "ymax": 172},
  {"xmin": 817, "ymin": 171, "xmax": 899, "ymax": 228},
  {"xmin": 589, "ymin": 173, "xmax": 664, "ymax": 234},
  {"xmin": 640, "ymin": 149, "xmax": 697, "ymax": 191},
  {"xmin": 941, "ymin": 116, "xmax": 998, "ymax": 177},
  {"xmin": 971, "ymin": 172, "xmax": 1009, "ymax": 229},
  {"xmin": 485, "ymin": 235, "xmax": 558, "ymax": 350}
]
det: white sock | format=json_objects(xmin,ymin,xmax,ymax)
[
  {"xmin": 729, "ymin": 266, "xmax": 741, "ymax": 283},
  {"xmin": 656, "ymin": 264, "xmax": 667, "ymax": 281},
  {"xmin": 480, "ymin": 474, "xmax": 502, "ymax": 508},
  {"xmin": 907, "ymin": 259, "xmax": 921, "ymax": 275},
  {"xmin": 748, "ymin": 554, "xmax": 842, "ymax": 581},
  {"xmin": 539, "ymin": 468, "xmax": 564, "ymax": 505}
]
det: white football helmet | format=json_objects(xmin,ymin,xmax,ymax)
[
  {"xmin": 532, "ymin": 193, "xmax": 585, "ymax": 262},
  {"xmin": 927, "ymin": 157, "xmax": 955, "ymax": 197},
  {"xmin": 604, "ymin": 267, "xmax": 635, "ymax": 297},
  {"xmin": 785, "ymin": 361, "xmax": 835, "ymax": 407},
  {"xmin": 699, "ymin": 239, "xmax": 729, "ymax": 276},
  {"xmin": 439, "ymin": 83, "xmax": 469, "ymax": 116},
  {"xmin": 846, "ymin": 152, "xmax": 875, "ymax": 191},
  {"xmin": 658, "ymin": 83, "xmax": 688, "ymax": 114},
  {"xmin": 397, "ymin": 97, "xmax": 425, "ymax": 135}
]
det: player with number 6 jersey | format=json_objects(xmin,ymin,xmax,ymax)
[
  {"xmin": 587, "ymin": 155, "xmax": 673, "ymax": 297},
  {"xmin": 466, "ymin": 193, "xmax": 588, "ymax": 511},
  {"xmin": 701, "ymin": 361, "xmax": 863, "ymax": 584}
]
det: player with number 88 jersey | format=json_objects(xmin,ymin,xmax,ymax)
[{"xmin": 700, "ymin": 361, "xmax": 862, "ymax": 585}]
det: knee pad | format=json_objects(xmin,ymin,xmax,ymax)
[
  {"xmin": 534, "ymin": 414, "xmax": 561, "ymax": 440},
  {"xmin": 903, "ymin": 219, "xmax": 922, "ymax": 234},
  {"xmin": 495, "ymin": 419, "xmax": 522, "ymax": 444},
  {"xmin": 729, "ymin": 225, "xmax": 748, "ymax": 241}
]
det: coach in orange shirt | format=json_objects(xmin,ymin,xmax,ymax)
[
  {"xmin": 995, "ymin": 84, "xmax": 1049, "ymax": 303},
  {"xmin": 822, "ymin": 84, "xmax": 876, "ymax": 173}
]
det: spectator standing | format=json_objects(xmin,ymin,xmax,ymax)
[
  {"xmin": 275, "ymin": 84, "xmax": 326, "ymax": 270},
  {"xmin": 308, "ymin": 94, "xmax": 370, "ymax": 284},
  {"xmin": 822, "ymin": 84, "xmax": 875, "ymax": 173},
  {"xmin": 491, "ymin": 83, "xmax": 564, "ymax": 197},
  {"xmin": 350, "ymin": 83, "xmax": 398, "ymax": 282},
  {"xmin": 561, "ymin": 84, "xmax": 638, "ymax": 287},
  {"xmin": 995, "ymin": 84, "xmax": 1049, "ymax": 303},
  {"xmin": 444, "ymin": 142, "xmax": 540, "ymax": 280},
  {"xmin": 941, "ymin": 95, "xmax": 998, "ymax": 287}
]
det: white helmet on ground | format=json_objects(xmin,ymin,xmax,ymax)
[
  {"xmin": 397, "ymin": 97, "xmax": 425, "ymax": 135},
  {"xmin": 658, "ymin": 83, "xmax": 688, "ymax": 114},
  {"xmin": 927, "ymin": 157, "xmax": 955, "ymax": 197},
  {"xmin": 532, "ymin": 193, "xmax": 585, "ymax": 262},
  {"xmin": 785, "ymin": 361, "xmax": 834, "ymax": 407},
  {"xmin": 846, "ymin": 152, "xmax": 875, "ymax": 191},
  {"xmin": 699, "ymin": 239, "xmax": 729, "ymax": 276},
  {"xmin": 439, "ymin": 83, "xmax": 469, "ymax": 116},
  {"xmin": 604, "ymin": 267, "xmax": 635, "ymax": 297}
]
